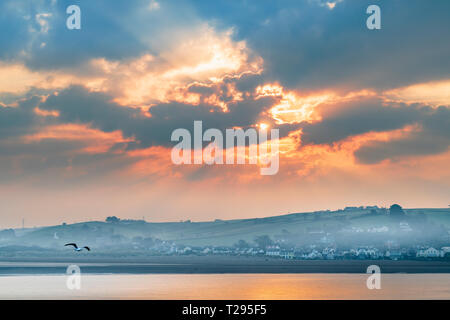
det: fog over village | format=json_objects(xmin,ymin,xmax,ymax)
[{"xmin": 1, "ymin": 205, "xmax": 449, "ymax": 262}]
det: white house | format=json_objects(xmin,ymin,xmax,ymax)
[
  {"xmin": 280, "ymin": 250, "xmax": 294, "ymax": 259},
  {"xmin": 416, "ymin": 247, "xmax": 444, "ymax": 258},
  {"xmin": 441, "ymin": 247, "xmax": 450, "ymax": 254},
  {"xmin": 306, "ymin": 250, "xmax": 323, "ymax": 259},
  {"xmin": 367, "ymin": 226, "xmax": 389, "ymax": 233},
  {"xmin": 265, "ymin": 246, "xmax": 281, "ymax": 257},
  {"xmin": 399, "ymin": 222, "xmax": 412, "ymax": 232}
]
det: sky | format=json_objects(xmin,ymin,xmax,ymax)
[{"xmin": 0, "ymin": 0, "xmax": 449, "ymax": 228}]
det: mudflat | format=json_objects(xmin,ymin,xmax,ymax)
[{"xmin": 0, "ymin": 256, "xmax": 449, "ymax": 274}]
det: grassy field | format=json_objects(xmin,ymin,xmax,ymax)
[{"xmin": 4, "ymin": 207, "xmax": 449, "ymax": 247}]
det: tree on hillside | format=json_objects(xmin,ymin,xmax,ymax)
[
  {"xmin": 0, "ymin": 229, "xmax": 15, "ymax": 239},
  {"xmin": 389, "ymin": 204, "xmax": 405, "ymax": 217},
  {"xmin": 254, "ymin": 235, "xmax": 273, "ymax": 249},
  {"xmin": 106, "ymin": 216, "xmax": 120, "ymax": 223}
]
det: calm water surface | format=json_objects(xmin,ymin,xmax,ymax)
[{"xmin": 0, "ymin": 273, "xmax": 449, "ymax": 299}]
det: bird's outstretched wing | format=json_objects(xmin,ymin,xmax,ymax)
[
  {"xmin": 83, "ymin": 246, "xmax": 91, "ymax": 251},
  {"xmin": 65, "ymin": 243, "xmax": 78, "ymax": 249}
]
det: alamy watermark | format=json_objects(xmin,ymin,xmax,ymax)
[
  {"xmin": 366, "ymin": 5, "xmax": 381, "ymax": 30},
  {"xmin": 65, "ymin": 4, "xmax": 380, "ymax": 31},
  {"xmin": 66, "ymin": 264, "xmax": 81, "ymax": 290},
  {"xmin": 171, "ymin": 121, "xmax": 279, "ymax": 175},
  {"xmin": 366, "ymin": 265, "xmax": 381, "ymax": 290},
  {"xmin": 66, "ymin": 5, "xmax": 81, "ymax": 30}
]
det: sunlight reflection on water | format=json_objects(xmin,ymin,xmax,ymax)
[{"xmin": 0, "ymin": 273, "xmax": 449, "ymax": 299}]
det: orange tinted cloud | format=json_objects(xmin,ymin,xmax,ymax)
[
  {"xmin": 0, "ymin": 62, "xmax": 100, "ymax": 96},
  {"xmin": 83, "ymin": 26, "xmax": 263, "ymax": 108},
  {"xmin": 22, "ymin": 124, "xmax": 133, "ymax": 154},
  {"xmin": 261, "ymin": 85, "xmax": 376, "ymax": 125},
  {"xmin": 383, "ymin": 80, "xmax": 450, "ymax": 106},
  {"xmin": 34, "ymin": 107, "xmax": 59, "ymax": 117}
]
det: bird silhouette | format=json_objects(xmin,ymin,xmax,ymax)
[{"xmin": 64, "ymin": 243, "xmax": 90, "ymax": 252}]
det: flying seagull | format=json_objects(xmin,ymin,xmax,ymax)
[{"xmin": 64, "ymin": 243, "xmax": 90, "ymax": 252}]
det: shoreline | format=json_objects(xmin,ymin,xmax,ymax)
[{"xmin": 1, "ymin": 256, "xmax": 450, "ymax": 274}]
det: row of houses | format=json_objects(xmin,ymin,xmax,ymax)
[
  {"xmin": 127, "ymin": 240, "xmax": 450, "ymax": 260},
  {"xmin": 263, "ymin": 245, "xmax": 450, "ymax": 260},
  {"xmin": 416, "ymin": 247, "xmax": 450, "ymax": 258}
]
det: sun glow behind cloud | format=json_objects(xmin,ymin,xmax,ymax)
[
  {"xmin": 259, "ymin": 85, "xmax": 377, "ymax": 125},
  {"xmin": 83, "ymin": 26, "xmax": 263, "ymax": 108},
  {"xmin": 383, "ymin": 80, "xmax": 450, "ymax": 107}
]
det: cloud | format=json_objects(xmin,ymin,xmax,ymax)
[
  {"xmin": 0, "ymin": 96, "xmax": 42, "ymax": 139},
  {"xmin": 82, "ymin": 26, "xmax": 262, "ymax": 107},
  {"xmin": 0, "ymin": 62, "xmax": 87, "ymax": 96},
  {"xmin": 293, "ymin": 94, "xmax": 450, "ymax": 163},
  {"xmin": 191, "ymin": 0, "xmax": 450, "ymax": 91},
  {"xmin": 354, "ymin": 106, "xmax": 450, "ymax": 163},
  {"xmin": 0, "ymin": 0, "xmax": 198, "ymax": 69},
  {"xmin": 383, "ymin": 80, "xmax": 450, "ymax": 107},
  {"xmin": 3, "ymin": 85, "xmax": 449, "ymax": 180},
  {"xmin": 299, "ymin": 98, "xmax": 423, "ymax": 145},
  {"xmin": 38, "ymin": 85, "xmax": 277, "ymax": 148},
  {"xmin": 3, "ymin": 0, "xmax": 450, "ymax": 99},
  {"xmin": 3, "ymin": 0, "xmax": 450, "ymax": 92},
  {"xmin": 1, "ymin": 0, "xmax": 449, "ymax": 185}
]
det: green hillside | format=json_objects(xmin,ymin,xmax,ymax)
[{"xmin": 5, "ymin": 207, "xmax": 449, "ymax": 248}]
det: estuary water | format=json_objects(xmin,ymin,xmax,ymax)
[{"xmin": 0, "ymin": 273, "xmax": 449, "ymax": 299}]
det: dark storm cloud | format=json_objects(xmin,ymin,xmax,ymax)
[
  {"xmin": 40, "ymin": 86, "xmax": 139, "ymax": 132},
  {"xmin": 225, "ymin": 73, "xmax": 265, "ymax": 94},
  {"xmin": 0, "ymin": 96, "xmax": 42, "ymax": 139},
  {"xmin": 299, "ymin": 98, "xmax": 423, "ymax": 145},
  {"xmin": 0, "ymin": 0, "xmax": 194, "ymax": 69},
  {"xmin": 354, "ymin": 133, "xmax": 449, "ymax": 164},
  {"xmin": 293, "ymin": 95, "xmax": 449, "ymax": 163},
  {"xmin": 187, "ymin": 84, "xmax": 215, "ymax": 95},
  {"xmin": 0, "ymin": 143, "xmax": 140, "ymax": 185},
  {"xmin": 191, "ymin": 0, "xmax": 450, "ymax": 90},
  {"xmin": 3, "ymin": 0, "xmax": 449, "ymax": 89},
  {"xmin": 1, "ymin": 0, "xmax": 449, "ymax": 173},
  {"xmin": 354, "ymin": 106, "xmax": 450, "ymax": 164},
  {"xmin": 7, "ymin": 86, "xmax": 449, "ymax": 167},
  {"xmin": 39, "ymin": 85, "xmax": 278, "ymax": 148}
]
